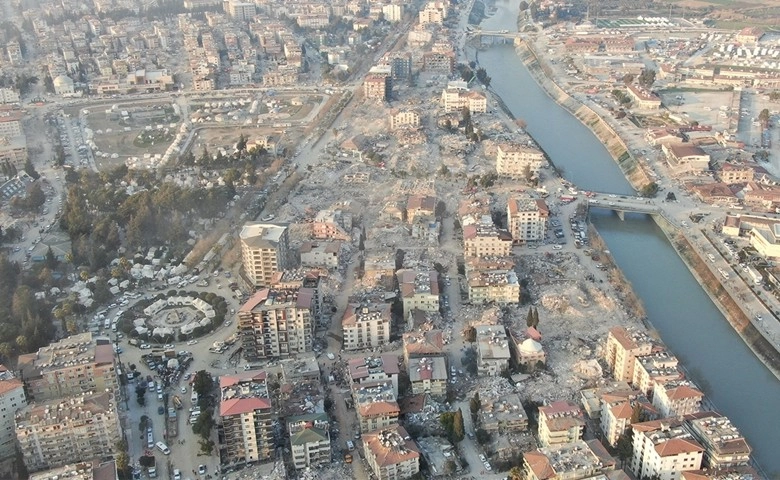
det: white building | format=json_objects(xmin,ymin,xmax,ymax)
[
  {"xmin": 495, "ymin": 143, "xmax": 545, "ymax": 178},
  {"xmin": 0, "ymin": 366, "xmax": 26, "ymax": 460},
  {"xmin": 507, "ymin": 196, "xmax": 549, "ymax": 243},
  {"xmin": 343, "ymin": 303, "xmax": 392, "ymax": 351},
  {"xmin": 631, "ymin": 419, "xmax": 704, "ymax": 480},
  {"xmin": 475, "ymin": 325, "xmax": 510, "ymax": 376},
  {"xmin": 239, "ymin": 222, "xmax": 292, "ymax": 288}
]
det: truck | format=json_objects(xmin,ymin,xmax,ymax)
[
  {"xmin": 167, "ymin": 408, "xmax": 178, "ymax": 438},
  {"xmin": 172, "ymin": 395, "xmax": 183, "ymax": 410},
  {"xmin": 747, "ymin": 266, "xmax": 763, "ymax": 285}
]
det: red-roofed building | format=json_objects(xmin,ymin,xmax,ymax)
[
  {"xmin": 631, "ymin": 419, "xmax": 704, "ymax": 480},
  {"xmin": 238, "ymin": 287, "xmax": 314, "ymax": 359},
  {"xmin": 653, "ymin": 382, "xmax": 704, "ymax": 418},
  {"xmin": 219, "ymin": 370, "xmax": 274, "ymax": 464},
  {"xmin": 538, "ymin": 401, "xmax": 585, "ymax": 447},
  {"xmin": 363, "ymin": 426, "xmax": 419, "ymax": 480}
]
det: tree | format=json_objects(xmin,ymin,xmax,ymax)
[
  {"xmin": 638, "ymin": 69, "xmax": 656, "ymax": 89},
  {"xmin": 616, "ymin": 429, "xmax": 633, "ymax": 468},
  {"xmin": 526, "ymin": 308, "xmax": 534, "ymax": 327},
  {"xmin": 193, "ymin": 370, "xmax": 214, "ymax": 403},
  {"xmin": 452, "ymin": 408, "xmax": 465, "ymax": 442},
  {"xmin": 114, "ymin": 440, "xmax": 130, "ymax": 477},
  {"xmin": 758, "ymin": 108, "xmax": 770, "ymax": 127},
  {"xmin": 475, "ymin": 428, "xmax": 491, "ymax": 445},
  {"xmin": 198, "ymin": 438, "xmax": 215, "ymax": 455},
  {"xmin": 532, "ymin": 307, "xmax": 539, "ymax": 328},
  {"xmin": 622, "ymin": 73, "xmax": 635, "ymax": 84},
  {"xmin": 23, "ymin": 158, "xmax": 39, "ymax": 179},
  {"xmin": 469, "ymin": 392, "xmax": 481, "ymax": 418},
  {"xmin": 45, "ymin": 247, "xmax": 57, "ymax": 269},
  {"xmin": 192, "ymin": 408, "xmax": 215, "ymax": 438}
]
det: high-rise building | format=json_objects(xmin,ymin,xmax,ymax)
[
  {"xmin": 17, "ymin": 333, "xmax": 118, "ymax": 403},
  {"xmin": 239, "ymin": 222, "xmax": 292, "ymax": 288},
  {"xmin": 15, "ymin": 392, "xmax": 120, "ymax": 473},
  {"xmin": 631, "ymin": 419, "xmax": 704, "ymax": 480},
  {"xmin": 238, "ymin": 288, "xmax": 314, "ymax": 360},
  {"xmin": 507, "ymin": 196, "xmax": 549, "ymax": 244},
  {"xmin": 538, "ymin": 400, "xmax": 585, "ymax": 447},
  {"xmin": 604, "ymin": 326, "xmax": 655, "ymax": 382},
  {"xmin": 342, "ymin": 303, "xmax": 391, "ymax": 351},
  {"xmin": 0, "ymin": 366, "xmax": 26, "ymax": 460},
  {"xmin": 219, "ymin": 371, "xmax": 273, "ymax": 464}
]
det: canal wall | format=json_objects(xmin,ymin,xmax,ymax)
[
  {"xmin": 513, "ymin": 39, "xmax": 652, "ymax": 191},
  {"xmin": 652, "ymin": 214, "xmax": 780, "ymax": 380}
]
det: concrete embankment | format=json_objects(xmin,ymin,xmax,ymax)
[
  {"xmin": 513, "ymin": 39, "xmax": 651, "ymax": 191},
  {"xmin": 652, "ymin": 215, "xmax": 780, "ymax": 380}
]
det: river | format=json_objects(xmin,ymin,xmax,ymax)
[{"xmin": 474, "ymin": 0, "xmax": 780, "ymax": 476}]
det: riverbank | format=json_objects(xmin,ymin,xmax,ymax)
[
  {"xmin": 653, "ymin": 215, "xmax": 780, "ymax": 380},
  {"xmin": 512, "ymin": 39, "xmax": 652, "ymax": 191}
]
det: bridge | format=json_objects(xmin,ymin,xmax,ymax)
[
  {"xmin": 580, "ymin": 192, "xmax": 682, "ymax": 227},
  {"xmin": 465, "ymin": 29, "xmax": 521, "ymax": 46}
]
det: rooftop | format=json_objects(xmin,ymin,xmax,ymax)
[
  {"xmin": 525, "ymin": 440, "xmax": 603, "ymax": 480},
  {"xmin": 29, "ymin": 459, "xmax": 117, "ymax": 480},
  {"xmin": 409, "ymin": 356, "xmax": 447, "ymax": 382},
  {"xmin": 363, "ymin": 426, "xmax": 419, "ymax": 467},
  {"xmin": 239, "ymin": 222, "xmax": 287, "ymax": 247},
  {"xmin": 16, "ymin": 392, "xmax": 114, "ymax": 428},
  {"xmin": 475, "ymin": 325, "xmax": 511, "ymax": 360},
  {"xmin": 17, "ymin": 332, "xmax": 114, "ymax": 378},
  {"xmin": 219, "ymin": 370, "xmax": 271, "ymax": 416},
  {"xmin": 352, "ymin": 381, "xmax": 396, "ymax": 406},
  {"xmin": 687, "ymin": 412, "xmax": 751, "ymax": 457},
  {"xmin": 343, "ymin": 303, "xmax": 391, "ymax": 327},
  {"xmin": 348, "ymin": 354, "xmax": 399, "ymax": 381},
  {"xmin": 239, "ymin": 287, "xmax": 314, "ymax": 312},
  {"xmin": 397, "ymin": 269, "xmax": 439, "ymax": 297}
]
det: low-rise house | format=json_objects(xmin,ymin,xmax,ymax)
[
  {"xmin": 627, "ymin": 84, "xmax": 662, "ymax": 109},
  {"xmin": 406, "ymin": 195, "xmax": 437, "ymax": 223},
  {"xmin": 662, "ymin": 144, "xmax": 711, "ymax": 174}
]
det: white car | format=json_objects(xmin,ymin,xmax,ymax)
[
  {"xmin": 186, "ymin": 340, "xmax": 198, "ymax": 345},
  {"xmin": 140, "ymin": 344, "xmax": 151, "ymax": 349},
  {"xmin": 173, "ymin": 469, "xmax": 181, "ymax": 480},
  {"xmin": 553, "ymin": 245, "xmax": 563, "ymax": 250}
]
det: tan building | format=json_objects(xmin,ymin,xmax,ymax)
[
  {"xmin": 408, "ymin": 356, "xmax": 447, "ymax": 398},
  {"xmin": 406, "ymin": 194, "xmax": 437, "ymax": 223},
  {"xmin": 600, "ymin": 393, "xmax": 655, "ymax": 448},
  {"xmin": 716, "ymin": 163, "xmax": 754, "ymax": 184},
  {"xmin": 685, "ymin": 412, "xmax": 751, "ymax": 469},
  {"xmin": 354, "ymin": 383, "xmax": 399, "ymax": 433},
  {"xmin": 239, "ymin": 222, "xmax": 292, "ymax": 288},
  {"xmin": 397, "ymin": 269, "xmax": 439, "ymax": 318},
  {"xmin": 517, "ymin": 338, "xmax": 546, "ymax": 368},
  {"xmin": 219, "ymin": 371, "xmax": 274, "ymax": 464},
  {"xmin": 17, "ymin": 333, "xmax": 118, "ymax": 403},
  {"xmin": 238, "ymin": 287, "xmax": 314, "ymax": 360},
  {"xmin": 627, "ymin": 84, "xmax": 662, "ymax": 109},
  {"xmin": 288, "ymin": 412, "xmax": 331, "ymax": 469},
  {"xmin": 538, "ymin": 401, "xmax": 585, "ymax": 447},
  {"xmin": 632, "ymin": 351, "xmax": 682, "ymax": 396},
  {"xmin": 524, "ymin": 440, "xmax": 608, "ymax": 480},
  {"xmin": 0, "ymin": 109, "xmax": 23, "ymax": 137},
  {"xmin": 653, "ymin": 382, "xmax": 704, "ymax": 419},
  {"xmin": 463, "ymin": 220, "xmax": 513, "ymax": 257},
  {"xmin": 467, "ymin": 269, "xmax": 521, "ymax": 305},
  {"xmin": 604, "ymin": 326, "xmax": 654, "ymax": 382},
  {"xmin": 348, "ymin": 355, "xmax": 400, "ymax": 397},
  {"xmin": 475, "ymin": 325, "xmax": 510, "ymax": 376},
  {"xmin": 300, "ymin": 241, "xmax": 341, "ymax": 269},
  {"xmin": 364, "ymin": 74, "xmax": 391, "ymax": 101},
  {"xmin": 440, "ymin": 87, "xmax": 487, "ymax": 113},
  {"xmin": 631, "ymin": 419, "xmax": 704, "ymax": 480},
  {"xmin": 342, "ymin": 303, "xmax": 392, "ymax": 351},
  {"xmin": 507, "ymin": 196, "xmax": 549, "ymax": 244},
  {"xmin": 662, "ymin": 144, "xmax": 711, "ymax": 174},
  {"xmin": 0, "ymin": 366, "xmax": 26, "ymax": 460},
  {"xmin": 496, "ymin": 143, "xmax": 545, "ymax": 178},
  {"xmin": 477, "ymin": 392, "xmax": 528, "ymax": 433},
  {"xmin": 388, "ymin": 110, "xmax": 421, "ymax": 130},
  {"xmin": 402, "ymin": 330, "xmax": 444, "ymax": 364},
  {"xmin": 15, "ymin": 392, "xmax": 120, "ymax": 473},
  {"xmin": 363, "ymin": 426, "xmax": 420, "ymax": 480},
  {"xmin": 418, "ymin": 1, "xmax": 446, "ymax": 24}
]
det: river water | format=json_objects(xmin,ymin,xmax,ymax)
[{"xmin": 474, "ymin": 0, "xmax": 780, "ymax": 476}]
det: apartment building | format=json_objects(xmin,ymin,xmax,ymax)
[
  {"xmin": 604, "ymin": 326, "xmax": 655, "ymax": 382},
  {"xmin": 440, "ymin": 87, "xmax": 487, "ymax": 113},
  {"xmin": 600, "ymin": 393, "xmax": 655, "ymax": 448},
  {"xmin": 364, "ymin": 74, "xmax": 391, "ymax": 101},
  {"xmin": 238, "ymin": 287, "xmax": 314, "ymax": 360},
  {"xmin": 538, "ymin": 401, "xmax": 585, "ymax": 448},
  {"xmin": 402, "ymin": 330, "xmax": 444, "ymax": 364},
  {"xmin": 477, "ymin": 392, "xmax": 528, "ymax": 434},
  {"xmin": 580, "ymin": 381, "xmax": 634, "ymax": 420},
  {"xmin": 408, "ymin": 356, "xmax": 447, "ymax": 398},
  {"xmin": 219, "ymin": 371, "xmax": 273, "ymax": 464},
  {"xmin": 662, "ymin": 144, "xmax": 711, "ymax": 174},
  {"xmin": 632, "ymin": 351, "xmax": 682, "ymax": 396},
  {"xmin": 463, "ymin": 219, "xmax": 513, "ymax": 257},
  {"xmin": 388, "ymin": 110, "xmax": 421, "ymax": 130},
  {"xmin": 348, "ymin": 355, "xmax": 399, "ymax": 397},
  {"xmin": 382, "ymin": 3, "xmax": 404, "ymax": 22},
  {"xmin": 475, "ymin": 325, "xmax": 511, "ymax": 376},
  {"xmin": 363, "ymin": 426, "xmax": 420, "ymax": 480},
  {"xmin": 495, "ymin": 143, "xmax": 545, "ymax": 178},
  {"xmin": 288, "ymin": 412, "xmax": 331, "ymax": 469},
  {"xmin": 507, "ymin": 196, "xmax": 549, "ymax": 243},
  {"xmin": 28, "ymin": 459, "xmax": 118, "ymax": 480},
  {"xmin": 524, "ymin": 440, "xmax": 608, "ymax": 480},
  {"xmin": 300, "ymin": 241, "xmax": 341, "ymax": 269},
  {"xmin": 312, "ymin": 209, "xmax": 352, "ymax": 241},
  {"xmin": 0, "ymin": 135, "xmax": 28, "ymax": 169},
  {"xmin": 685, "ymin": 413, "xmax": 751, "ymax": 469},
  {"xmin": 239, "ymin": 222, "xmax": 292, "ymax": 288},
  {"xmin": 631, "ymin": 419, "xmax": 704, "ymax": 480},
  {"xmin": 354, "ymin": 383, "xmax": 399, "ymax": 433},
  {"xmin": 467, "ymin": 269, "xmax": 521, "ymax": 305},
  {"xmin": 17, "ymin": 333, "xmax": 117, "ymax": 403},
  {"xmin": 418, "ymin": 1, "xmax": 446, "ymax": 24},
  {"xmin": 342, "ymin": 303, "xmax": 392, "ymax": 351},
  {"xmin": 0, "ymin": 366, "xmax": 26, "ymax": 460},
  {"xmin": 627, "ymin": 84, "xmax": 662, "ymax": 109},
  {"xmin": 0, "ymin": 88, "xmax": 20, "ymax": 104},
  {"xmin": 15, "ymin": 392, "xmax": 120, "ymax": 473},
  {"xmin": 0, "ymin": 109, "xmax": 23, "ymax": 137},
  {"xmin": 397, "ymin": 269, "xmax": 439, "ymax": 318},
  {"xmin": 653, "ymin": 382, "xmax": 704, "ymax": 419},
  {"xmin": 422, "ymin": 51, "xmax": 454, "ymax": 74}
]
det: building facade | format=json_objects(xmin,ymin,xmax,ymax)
[
  {"xmin": 631, "ymin": 419, "xmax": 704, "ymax": 480},
  {"xmin": 507, "ymin": 196, "xmax": 549, "ymax": 243},
  {"xmin": 604, "ymin": 326, "xmax": 654, "ymax": 382},
  {"xmin": 288, "ymin": 412, "xmax": 331, "ymax": 469},
  {"xmin": 15, "ymin": 392, "xmax": 120, "ymax": 473},
  {"xmin": 0, "ymin": 366, "xmax": 26, "ymax": 460},
  {"xmin": 219, "ymin": 371, "xmax": 273, "ymax": 464},
  {"xmin": 495, "ymin": 143, "xmax": 545, "ymax": 178},
  {"xmin": 342, "ymin": 303, "xmax": 391, "ymax": 351},
  {"xmin": 538, "ymin": 401, "xmax": 585, "ymax": 447},
  {"xmin": 239, "ymin": 222, "xmax": 292, "ymax": 288},
  {"xmin": 238, "ymin": 288, "xmax": 314, "ymax": 360}
]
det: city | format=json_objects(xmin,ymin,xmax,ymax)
[{"xmin": 0, "ymin": 0, "xmax": 779, "ymax": 479}]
